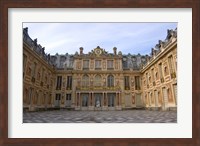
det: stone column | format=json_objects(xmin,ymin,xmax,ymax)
[
  {"xmin": 104, "ymin": 92, "xmax": 106, "ymax": 106},
  {"xmin": 92, "ymin": 92, "xmax": 94, "ymax": 106},
  {"xmin": 102, "ymin": 93, "xmax": 104, "ymax": 107},
  {"xmin": 76, "ymin": 92, "xmax": 78, "ymax": 106},
  {"xmin": 105, "ymin": 93, "xmax": 107, "ymax": 106},
  {"xmin": 32, "ymin": 89, "xmax": 35, "ymax": 106},
  {"xmin": 149, "ymin": 93, "xmax": 151, "ymax": 106},
  {"xmin": 75, "ymin": 92, "xmax": 77, "ymax": 106},
  {"xmin": 44, "ymin": 93, "xmax": 47, "ymax": 109},
  {"xmin": 88, "ymin": 92, "xmax": 91, "ymax": 106},
  {"xmin": 117, "ymin": 92, "xmax": 119, "ymax": 106},
  {"xmin": 115, "ymin": 92, "xmax": 117, "ymax": 107},
  {"xmin": 119, "ymin": 92, "xmax": 121, "ymax": 105},
  {"xmin": 29, "ymin": 88, "xmax": 34, "ymax": 111},
  {"xmin": 29, "ymin": 88, "xmax": 33, "ymax": 105},
  {"xmin": 91, "ymin": 93, "xmax": 93, "ymax": 106},
  {"xmin": 79, "ymin": 92, "xmax": 81, "ymax": 107}
]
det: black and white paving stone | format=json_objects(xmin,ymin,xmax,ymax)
[{"xmin": 23, "ymin": 110, "xmax": 177, "ymax": 123}]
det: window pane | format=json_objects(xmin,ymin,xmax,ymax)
[
  {"xmin": 107, "ymin": 60, "xmax": 113, "ymax": 69},
  {"xmin": 95, "ymin": 60, "xmax": 101, "ymax": 69},
  {"xmin": 83, "ymin": 60, "xmax": 89, "ymax": 68}
]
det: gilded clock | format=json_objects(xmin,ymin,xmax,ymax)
[{"xmin": 95, "ymin": 48, "xmax": 102, "ymax": 55}]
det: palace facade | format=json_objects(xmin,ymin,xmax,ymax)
[{"xmin": 23, "ymin": 27, "xmax": 177, "ymax": 111}]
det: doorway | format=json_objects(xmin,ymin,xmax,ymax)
[
  {"xmin": 125, "ymin": 94, "xmax": 132, "ymax": 107},
  {"xmin": 107, "ymin": 93, "xmax": 115, "ymax": 107},
  {"xmin": 55, "ymin": 94, "xmax": 61, "ymax": 107},
  {"xmin": 81, "ymin": 93, "xmax": 89, "ymax": 107},
  {"xmin": 65, "ymin": 94, "xmax": 71, "ymax": 107},
  {"xmin": 94, "ymin": 93, "xmax": 102, "ymax": 107},
  {"xmin": 136, "ymin": 93, "xmax": 143, "ymax": 107}
]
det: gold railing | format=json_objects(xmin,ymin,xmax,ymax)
[{"xmin": 76, "ymin": 86, "xmax": 121, "ymax": 91}]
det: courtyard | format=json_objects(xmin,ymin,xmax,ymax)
[{"xmin": 23, "ymin": 110, "xmax": 177, "ymax": 123}]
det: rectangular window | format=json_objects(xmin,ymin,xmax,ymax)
[
  {"xmin": 66, "ymin": 76, "xmax": 72, "ymax": 90},
  {"xmin": 146, "ymin": 73, "xmax": 148, "ymax": 85},
  {"xmin": 31, "ymin": 62, "xmax": 37, "ymax": 77},
  {"xmin": 82, "ymin": 94, "xmax": 89, "ymax": 107},
  {"xmin": 83, "ymin": 60, "xmax": 89, "ymax": 69},
  {"xmin": 56, "ymin": 94, "xmax": 61, "ymax": 100},
  {"xmin": 65, "ymin": 94, "xmax": 71, "ymax": 107},
  {"xmin": 23, "ymin": 54, "xmax": 27, "ymax": 75},
  {"xmin": 168, "ymin": 56, "xmax": 174, "ymax": 73},
  {"xmin": 151, "ymin": 68, "xmax": 155, "ymax": 81},
  {"xmin": 82, "ymin": 79, "xmax": 89, "ymax": 87},
  {"xmin": 47, "ymin": 73, "xmax": 50, "ymax": 87},
  {"xmin": 41, "ymin": 68, "xmax": 45, "ymax": 82},
  {"xmin": 56, "ymin": 76, "xmax": 62, "ymax": 90},
  {"xmin": 123, "ymin": 61, "xmax": 128, "ymax": 69},
  {"xmin": 124, "ymin": 76, "xmax": 130, "ymax": 90},
  {"xmin": 168, "ymin": 55, "xmax": 176, "ymax": 79},
  {"xmin": 107, "ymin": 76, "xmax": 114, "ymax": 87},
  {"xmin": 55, "ymin": 94, "xmax": 61, "ymax": 107},
  {"xmin": 135, "ymin": 76, "xmax": 140, "ymax": 90},
  {"xmin": 159, "ymin": 63, "xmax": 163, "ymax": 78},
  {"xmin": 107, "ymin": 60, "xmax": 114, "ymax": 69},
  {"xmin": 66, "ymin": 94, "xmax": 71, "ymax": 100},
  {"xmin": 95, "ymin": 60, "xmax": 101, "ymax": 69}
]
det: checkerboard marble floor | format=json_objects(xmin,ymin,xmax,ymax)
[{"xmin": 23, "ymin": 110, "xmax": 177, "ymax": 123}]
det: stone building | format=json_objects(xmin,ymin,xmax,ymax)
[{"xmin": 23, "ymin": 27, "xmax": 177, "ymax": 111}]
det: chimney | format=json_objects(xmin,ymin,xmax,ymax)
[
  {"xmin": 33, "ymin": 38, "xmax": 37, "ymax": 46},
  {"xmin": 42, "ymin": 47, "xmax": 45, "ymax": 54},
  {"xmin": 151, "ymin": 48, "xmax": 154, "ymax": 56},
  {"xmin": 79, "ymin": 47, "xmax": 83, "ymax": 55},
  {"xmin": 113, "ymin": 47, "xmax": 117, "ymax": 55},
  {"xmin": 24, "ymin": 27, "xmax": 28, "ymax": 33}
]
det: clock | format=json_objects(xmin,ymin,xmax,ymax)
[{"xmin": 95, "ymin": 48, "xmax": 102, "ymax": 55}]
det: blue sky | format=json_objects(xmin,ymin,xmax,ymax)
[{"xmin": 23, "ymin": 23, "xmax": 177, "ymax": 55}]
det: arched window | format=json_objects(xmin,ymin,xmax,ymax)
[
  {"xmin": 82, "ymin": 75, "xmax": 89, "ymax": 87},
  {"xmin": 155, "ymin": 72, "xmax": 158, "ymax": 80},
  {"xmin": 94, "ymin": 75, "xmax": 102, "ymax": 87},
  {"xmin": 164, "ymin": 66, "xmax": 169, "ymax": 75},
  {"xmin": 107, "ymin": 75, "xmax": 114, "ymax": 87}
]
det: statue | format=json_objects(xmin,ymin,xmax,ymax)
[{"xmin": 96, "ymin": 100, "xmax": 100, "ymax": 107}]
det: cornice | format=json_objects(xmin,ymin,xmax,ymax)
[
  {"xmin": 140, "ymin": 38, "xmax": 177, "ymax": 73},
  {"xmin": 24, "ymin": 42, "xmax": 55, "ymax": 72},
  {"xmin": 54, "ymin": 69, "xmax": 141, "ymax": 75}
]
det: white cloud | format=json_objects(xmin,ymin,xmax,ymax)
[{"xmin": 23, "ymin": 23, "xmax": 177, "ymax": 55}]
